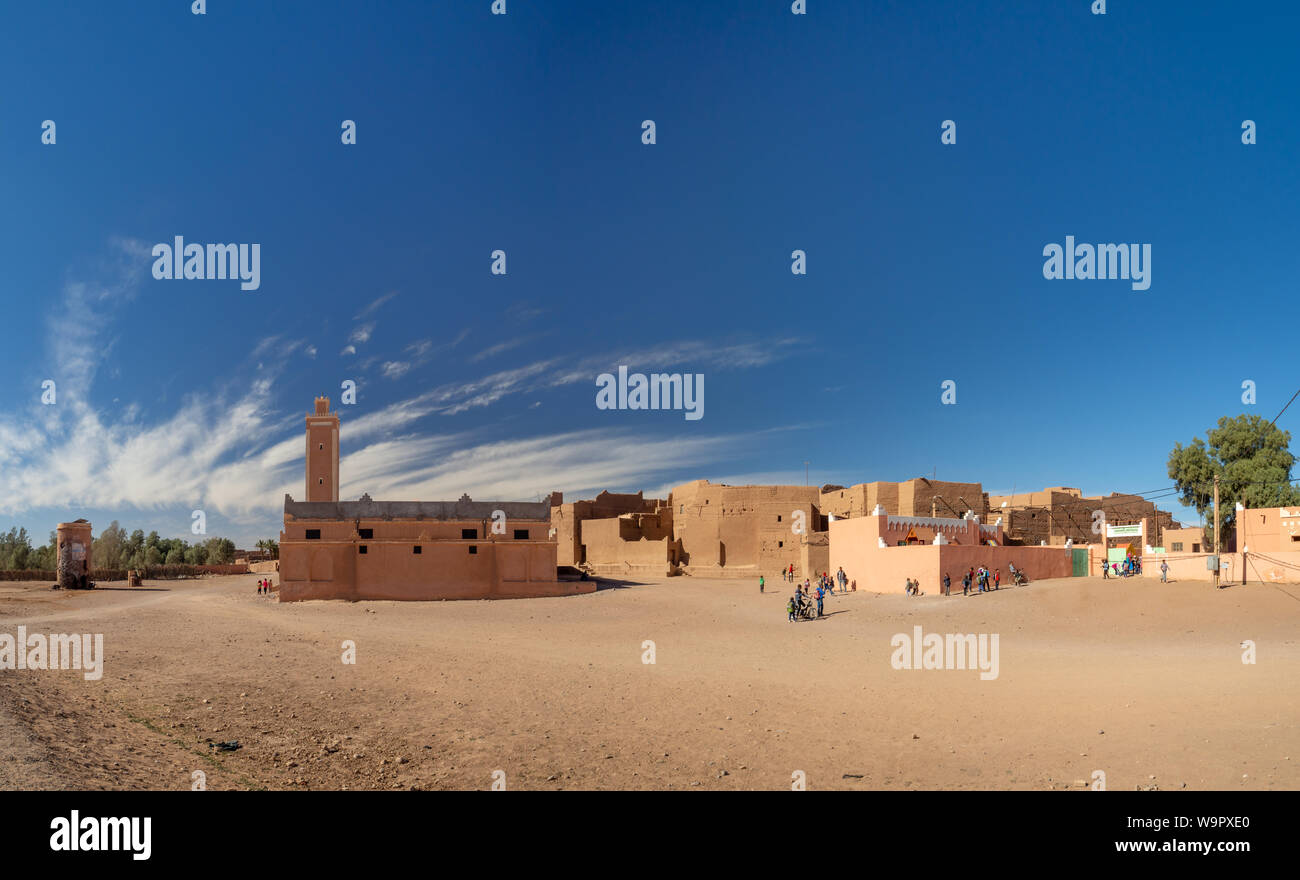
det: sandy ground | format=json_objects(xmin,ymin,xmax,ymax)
[{"xmin": 0, "ymin": 572, "xmax": 1295, "ymax": 791}]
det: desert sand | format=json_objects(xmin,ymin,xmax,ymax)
[{"xmin": 0, "ymin": 572, "xmax": 1295, "ymax": 790}]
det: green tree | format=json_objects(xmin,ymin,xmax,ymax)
[
  {"xmin": 93, "ymin": 521, "xmax": 128, "ymax": 570},
  {"xmin": 203, "ymin": 537, "xmax": 236, "ymax": 564},
  {"xmin": 30, "ymin": 534, "xmax": 56, "ymax": 571},
  {"xmin": 0, "ymin": 527, "xmax": 33, "ymax": 570},
  {"xmin": 1168, "ymin": 414, "xmax": 1300, "ymax": 549}
]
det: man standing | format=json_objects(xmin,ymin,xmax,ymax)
[
  {"xmin": 1101, "ymin": 557, "xmax": 1110, "ymax": 579},
  {"xmin": 1160, "ymin": 559, "xmax": 1168, "ymax": 583}
]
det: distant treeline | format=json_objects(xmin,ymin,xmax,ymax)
[
  {"xmin": 0, "ymin": 521, "xmax": 239, "ymax": 571},
  {"xmin": 0, "ymin": 564, "xmax": 250, "ymax": 582}
]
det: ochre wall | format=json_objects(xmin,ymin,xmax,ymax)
[
  {"xmin": 669, "ymin": 480, "xmax": 820, "ymax": 577},
  {"xmin": 278, "ymin": 515, "xmax": 587, "ymax": 601},
  {"xmin": 580, "ymin": 516, "xmax": 672, "ymax": 572},
  {"xmin": 828, "ymin": 515, "xmax": 1072, "ymax": 595},
  {"xmin": 551, "ymin": 491, "xmax": 662, "ymax": 566}
]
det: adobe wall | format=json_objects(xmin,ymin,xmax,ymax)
[
  {"xmin": 828, "ymin": 516, "xmax": 1072, "ymax": 595},
  {"xmin": 1235, "ymin": 507, "xmax": 1300, "ymax": 555},
  {"xmin": 580, "ymin": 516, "xmax": 672, "ymax": 572},
  {"xmin": 820, "ymin": 485, "xmax": 869, "ymax": 518},
  {"xmin": 551, "ymin": 491, "xmax": 662, "ymax": 566},
  {"xmin": 820, "ymin": 479, "xmax": 987, "ymax": 519},
  {"xmin": 800, "ymin": 531, "xmax": 830, "ymax": 580},
  {"xmin": 900, "ymin": 478, "xmax": 987, "ymax": 518},
  {"xmin": 670, "ymin": 480, "xmax": 820, "ymax": 577},
  {"xmin": 1160, "ymin": 527, "xmax": 1204, "ymax": 553},
  {"xmin": 278, "ymin": 515, "xmax": 585, "ymax": 601}
]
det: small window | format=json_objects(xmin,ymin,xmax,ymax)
[
  {"xmin": 318, "ymin": 478, "xmax": 324, "ymax": 485},
  {"xmin": 777, "ymin": 515, "xmax": 782, "ymax": 522},
  {"xmin": 468, "ymin": 545, "xmax": 478, "ymax": 555},
  {"xmin": 778, "ymin": 541, "xmax": 783, "ymax": 548},
  {"xmin": 359, "ymin": 545, "xmax": 367, "ymax": 554},
  {"xmin": 1171, "ymin": 542, "xmax": 1183, "ymax": 552},
  {"xmin": 359, "ymin": 528, "xmax": 373, "ymax": 539},
  {"xmin": 679, "ymin": 505, "xmax": 683, "ymax": 514},
  {"xmin": 318, "ymin": 443, "xmax": 324, "ymax": 450},
  {"xmin": 514, "ymin": 529, "xmax": 529, "ymax": 540},
  {"xmin": 413, "ymin": 545, "xmax": 422, "ymax": 554},
  {"xmin": 305, "ymin": 529, "xmax": 321, "ymax": 540},
  {"xmin": 462, "ymin": 528, "xmax": 477, "ymax": 539},
  {"xmin": 1192, "ymin": 543, "xmax": 1200, "ymax": 552}
]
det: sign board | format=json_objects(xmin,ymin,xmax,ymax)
[{"xmin": 1106, "ymin": 523, "xmax": 1142, "ymax": 538}]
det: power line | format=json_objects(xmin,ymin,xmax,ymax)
[{"xmin": 1270, "ymin": 387, "xmax": 1300, "ymax": 428}]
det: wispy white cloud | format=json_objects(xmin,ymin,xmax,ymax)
[
  {"xmin": 354, "ymin": 291, "xmax": 397, "ymax": 320},
  {"xmin": 0, "ymin": 245, "xmax": 804, "ymax": 545}
]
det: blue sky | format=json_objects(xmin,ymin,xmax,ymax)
[{"xmin": 0, "ymin": 0, "xmax": 1296, "ymax": 547}]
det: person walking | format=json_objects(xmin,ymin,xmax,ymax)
[
  {"xmin": 943, "ymin": 572, "xmax": 951, "ymax": 596},
  {"xmin": 787, "ymin": 596, "xmax": 796, "ymax": 622},
  {"xmin": 994, "ymin": 569, "xmax": 1001, "ymax": 591},
  {"xmin": 815, "ymin": 585, "xmax": 824, "ymax": 618},
  {"xmin": 1101, "ymin": 557, "xmax": 1109, "ymax": 579},
  {"xmin": 962, "ymin": 572, "xmax": 970, "ymax": 596},
  {"xmin": 759, "ymin": 575, "xmax": 765, "ymax": 593},
  {"xmin": 1160, "ymin": 559, "xmax": 1168, "ymax": 583}
]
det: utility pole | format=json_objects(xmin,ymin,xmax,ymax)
[
  {"xmin": 804, "ymin": 461, "xmax": 809, "ymax": 487},
  {"xmin": 1213, "ymin": 473, "xmax": 1220, "ymax": 589}
]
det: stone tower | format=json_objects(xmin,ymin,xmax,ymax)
[{"xmin": 306, "ymin": 396, "xmax": 339, "ymax": 502}]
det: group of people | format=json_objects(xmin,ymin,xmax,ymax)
[
  {"xmin": 786, "ymin": 578, "xmax": 830, "ymax": 621},
  {"xmin": 945, "ymin": 565, "xmax": 999, "ymax": 596},
  {"xmin": 1101, "ymin": 556, "xmax": 1143, "ymax": 578},
  {"xmin": 256, "ymin": 577, "xmax": 274, "ymax": 595}
]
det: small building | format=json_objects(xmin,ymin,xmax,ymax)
[
  {"xmin": 55, "ymin": 519, "xmax": 93, "ymax": 590},
  {"xmin": 278, "ymin": 397, "xmax": 591, "ymax": 601}
]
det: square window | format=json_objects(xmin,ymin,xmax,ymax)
[
  {"xmin": 413, "ymin": 545, "xmax": 422, "ymax": 554},
  {"xmin": 777, "ymin": 515, "xmax": 782, "ymax": 522},
  {"xmin": 1172, "ymin": 542, "xmax": 1183, "ymax": 552},
  {"xmin": 305, "ymin": 529, "xmax": 321, "ymax": 540},
  {"xmin": 462, "ymin": 528, "xmax": 478, "ymax": 540},
  {"xmin": 778, "ymin": 541, "xmax": 783, "ymax": 548},
  {"xmin": 318, "ymin": 443, "xmax": 323, "ymax": 450},
  {"xmin": 468, "ymin": 545, "xmax": 478, "ymax": 555},
  {"xmin": 358, "ymin": 545, "xmax": 368, "ymax": 554},
  {"xmin": 514, "ymin": 529, "xmax": 529, "ymax": 540},
  {"xmin": 1192, "ymin": 543, "xmax": 1200, "ymax": 552},
  {"xmin": 359, "ymin": 528, "xmax": 373, "ymax": 539}
]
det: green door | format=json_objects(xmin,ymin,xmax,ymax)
[{"xmin": 1071, "ymin": 548, "xmax": 1088, "ymax": 577}]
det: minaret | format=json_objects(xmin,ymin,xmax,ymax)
[{"xmin": 306, "ymin": 396, "xmax": 340, "ymax": 502}]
